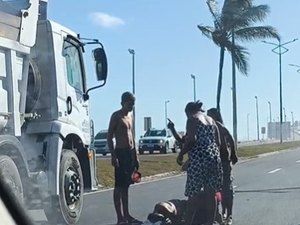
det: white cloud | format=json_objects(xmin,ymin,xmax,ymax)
[{"xmin": 89, "ymin": 12, "xmax": 125, "ymax": 28}]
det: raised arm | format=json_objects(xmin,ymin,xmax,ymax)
[
  {"xmin": 167, "ymin": 118, "xmax": 184, "ymax": 143},
  {"xmin": 177, "ymin": 118, "xmax": 197, "ymax": 165}
]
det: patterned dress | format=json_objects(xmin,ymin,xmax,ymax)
[{"xmin": 185, "ymin": 121, "xmax": 223, "ymax": 197}]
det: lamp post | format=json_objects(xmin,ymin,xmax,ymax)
[
  {"xmin": 262, "ymin": 38, "xmax": 298, "ymax": 143},
  {"xmin": 291, "ymin": 111, "xmax": 295, "ymax": 140},
  {"xmin": 191, "ymin": 74, "xmax": 196, "ymax": 102},
  {"xmin": 165, "ymin": 100, "xmax": 170, "ymax": 129},
  {"xmin": 128, "ymin": 48, "xmax": 136, "ymax": 139},
  {"xmin": 255, "ymin": 96, "xmax": 260, "ymax": 141},
  {"xmin": 268, "ymin": 101, "xmax": 272, "ymax": 123},
  {"xmin": 247, "ymin": 113, "xmax": 250, "ymax": 141},
  {"xmin": 283, "ymin": 107, "xmax": 286, "ymax": 122}
]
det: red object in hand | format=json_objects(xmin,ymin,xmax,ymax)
[
  {"xmin": 131, "ymin": 170, "xmax": 142, "ymax": 183},
  {"xmin": 215, "ymin": 192, "xmax": 222, "ymax": 203}
]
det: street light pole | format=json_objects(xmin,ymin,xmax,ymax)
[
  {"xmin": 255, "ymin": 96, "xmax": 260, "ymax": 141},
  {"xmin": 247, "ymin": 113, "xmax": 250, "ymax": 141},
  {"xmin": 291, "ymin": 111, "xmax": 295, "ymax": 140},
  {"xmin": 165, "ymin": 100, "xmax": 170, "ymax": 129},
  {"xmin": 262, "ymin": 38, "xmax": 298, "ymax": 143},
  {"xmin": 128, "ymin": 48, "xmax": 136, "ymax": 140},
  {"xmin": 268, "ymin": 101, "xmax": 272, "ymax": 123},
  {"xmin": 191, "ymin": 74, "xmax": 196, "ymax": 102}
]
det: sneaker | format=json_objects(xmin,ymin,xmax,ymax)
[
  {"xmin": 222, "ymin": 213, "xmax": 227, "ymax": 220},
  {"xmin": 226, "ymin": 215, "xmax": 233, "ymax": 225}
]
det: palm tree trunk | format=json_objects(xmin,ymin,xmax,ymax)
[
  {"xmin": 216, "ymin": 47, "xmax": 225, "ymax": 111},
  {"xmin": 232, "ymin": 32, "xmax": 238, "ymax": 143}
]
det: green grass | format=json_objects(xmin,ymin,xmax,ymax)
[
  {"xmin": 96, "ymin": 141, "xmax": 300, "ymax": 188},
  {"xmin": 237, "ymin": 141, "xmax": 300, "ymax": 158}
]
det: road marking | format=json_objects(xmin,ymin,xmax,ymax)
[
  {"xmin": 296, "ymin": 160, "xmax": 300, "ymax": 163},
  {"xmin": 268, "ymin": 168, "xmax": 282, "ymax": 174}
]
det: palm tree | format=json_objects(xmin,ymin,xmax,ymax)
[{"xmin": 198, "ymin": 0, "xmax": 280, "ymax": 141}]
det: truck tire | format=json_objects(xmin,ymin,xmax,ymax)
[
  {"xmin": 160, "ymin": 143, "xmax": 168, "ymax": 154},
  {"xmin": 0, "ymin": 155, "xmax": 23, "ymax": 202},
  {"xmin": 45, "ymin": 150, "xmax": 83, "ymax": 224},
  {"xmin": 172, "ymin": 143, "xmax": 177, "ymax": 153}
]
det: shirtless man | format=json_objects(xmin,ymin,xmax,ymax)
[{"xmin": 107, "ymin": 92, "xmax": 140, "ymax": 225}]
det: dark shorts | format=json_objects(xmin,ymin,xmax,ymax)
[{"xmin": 114, "ymin": 148, "xmax": 135, "ymax": 188}]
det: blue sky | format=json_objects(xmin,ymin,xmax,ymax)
[{"xmin": 48, "ymin": 0, "xmax": 300, "ymax": 141}]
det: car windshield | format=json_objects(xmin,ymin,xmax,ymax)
[
  {"xmin": 144, "ymin": 130, "xmax": 166, "ymax": 137},
  {"xmin": 1, "ymin": 1, "xmax": 300, "ymax": 225},
  {"xmin": 95, "ymin": 131, "xmax": 107, "ymax": 139}
]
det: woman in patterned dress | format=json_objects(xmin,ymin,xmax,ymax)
[{"xmin": 177, "ymin": 101, "xmax": 223, "ymax": 225}]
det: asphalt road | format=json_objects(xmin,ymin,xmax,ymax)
[
  {"xmin": 232, "ymin": 148, "xmax": 300, "ymax": 225},
  {"xmin": 76, "ymin": 147, "xmax": 300, "ymax": 225},
  {"xmin": 29, "ymin": 148, "xmax": 300, "ymax": 225}
]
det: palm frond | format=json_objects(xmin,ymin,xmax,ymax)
[
  {"xmin": 240, "ymin": 5, "xmax": 270, "ymax": 24},
  {"xmin": 225, "ymin": 40, "xmax": 250, "ymax": 75},
  {"xmin": 221, "ymin": 3, "xmax": 270, "ymax": 30},
  {"xmin": 221, "ymin": 0, "xmax": 252, "ymax": 29},
  {"xmin": 235, "ymin": 26, "xmax": 280, "ymax": 41},
  {"xmin": 197, "ymin": 25, "xmax": 215, "ymax": 39},
  {"xmin": 212, "ymin": 30, "xmax": 230, "ymax": 46},
  {"xmin": 206, "ymin": 0, "xmax": 222, "ymax": 28}
]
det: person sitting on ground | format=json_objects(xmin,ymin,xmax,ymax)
[{"xmin": 143, "ymin": 199, "xmax": 187, "ymax": 225}]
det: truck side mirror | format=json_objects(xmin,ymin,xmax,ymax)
[{"xmin": 93, "ymin": 48, "xmax": 108, "ymax": 81}]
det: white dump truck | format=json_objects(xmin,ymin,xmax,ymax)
[{"xmin": 0, "ymin": 0, "xmax": 108, "ymax": 224}]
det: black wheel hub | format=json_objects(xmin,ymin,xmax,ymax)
[{"xmin": 64, "ymin": 168, "xmax": 81, "ymax": 206}]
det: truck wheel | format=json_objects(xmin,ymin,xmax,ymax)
[
  {"xmin": 45, "ymin": 150, "xmax": 83, "ymax": 224},
  {"xmin": 172, "ymin": 143, "xmax": 177, "ymax": 153},
  {"xmin": 161, "ymin": 143, "xmax": 168, "ymax": 154},
  {"xmin": 0, "ymin": 155, "xmax": 23, "ymax": 202}
]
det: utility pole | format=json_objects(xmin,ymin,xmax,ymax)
[
  {"xmin": 262, "ymin": 38, "xmax": 298, "ymax": 143},
  {"xmin": 255, "ymin": 96, "xmax": 260, "ymax": 141},
  {"xmin": 128, "ymin": 48, "xmax": 136, "ymax": 140}
]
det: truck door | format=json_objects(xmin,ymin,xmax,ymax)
[{"xmin": 62, "ymin": 37, "xmax": 90, "ymax": 144}]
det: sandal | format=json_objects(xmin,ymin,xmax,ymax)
[
  {"xmin": 117, "ymin": 220, "xmax": 128, "ymax": 225},
  {"xmin": 127, "ymin": 216, "xmax": 142, "ymax": 224}
]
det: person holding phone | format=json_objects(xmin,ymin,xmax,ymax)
[{"xmin": 169, "ymin": 101, "xmax": 222, "ymax": 225}]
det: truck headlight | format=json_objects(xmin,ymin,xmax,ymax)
[
  {"xmin": 139, "ymin": 140, "xmax": 143, "ymax": 144},
  {"xmin": 159, "ymin": 139, "xmax": 164, "ymax": 143}
]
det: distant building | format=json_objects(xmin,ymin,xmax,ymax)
[{"xmin": 267, "ymin": 122, "xmax": 291, "ymax": 140}]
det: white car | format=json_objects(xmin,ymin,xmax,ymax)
[{"xmin": 138, "ymin": 129, "xmax": 177, "ymax": 154}]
